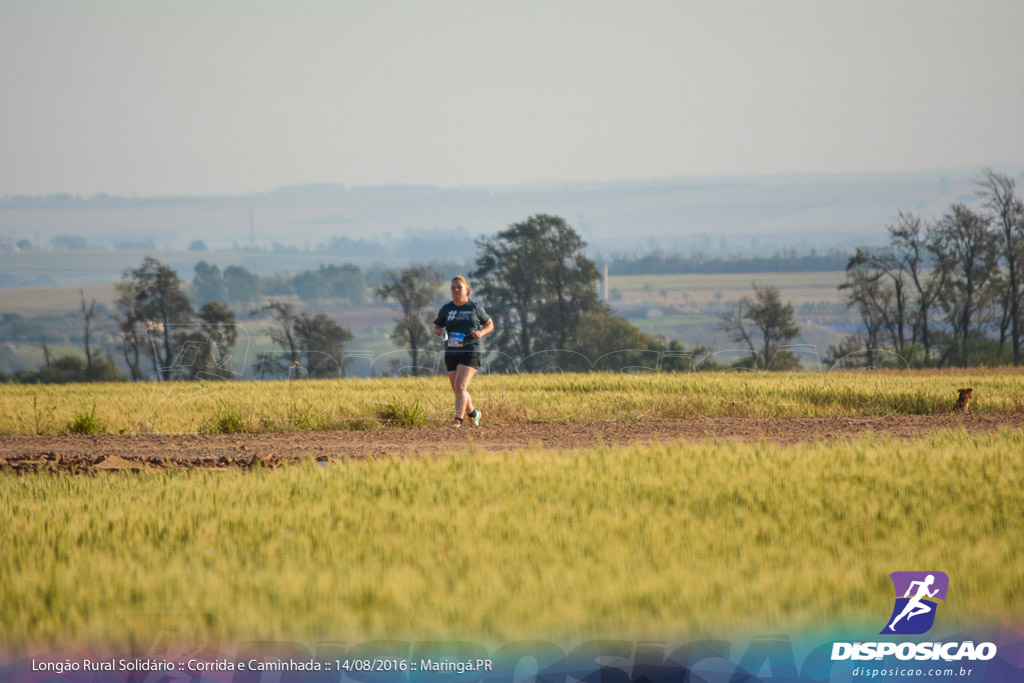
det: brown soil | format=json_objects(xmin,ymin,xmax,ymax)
[{"xmin": 2, "ymin": 413, "xmax": 1022, "ymax": 474}]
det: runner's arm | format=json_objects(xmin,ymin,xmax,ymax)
[
  {"xmin": 432, "ymin": 308, "xmax": 445, "ymax": 337},
  {"xmin": 470, "ymin": 318, "xmax": 494, "ymax": 339}
]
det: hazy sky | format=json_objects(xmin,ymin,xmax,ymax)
[{"xmin": 2, "ymin": 0, "xmax": 1022, "ymax": 197}]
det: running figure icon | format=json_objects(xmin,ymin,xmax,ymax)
[{"xmin": 887, "ymin": 574, "xmax": 938, "ymax": 632}]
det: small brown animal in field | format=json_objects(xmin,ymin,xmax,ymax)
[{"xmin": 954, "ymin": 388, "xmax": 973, "ymax": 413}]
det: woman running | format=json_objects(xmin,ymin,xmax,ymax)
[{"xmin": 433, "ymin": 275, "xmax": 494, "ymax": 427}]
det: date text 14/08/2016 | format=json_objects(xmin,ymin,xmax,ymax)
[{"xmin": 339, "ymin": 659, "xmax": 494, "ymax": 674}]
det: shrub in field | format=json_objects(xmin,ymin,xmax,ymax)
[
  {"xmin": 202, "ymin": 405, "xmax": 247, "ymax": 434},
  {"xmin": 377, "ymin": 395, "xmax": 427, "ymax": 427},
  {"xmin": 65, "ymin": 406, "xmax": 105, "ymax": 434}
]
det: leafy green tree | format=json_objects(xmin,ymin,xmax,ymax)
[
  {"xmin": 824, "ymin": 335, "xmax": 868, "ymax": 368},
  {"xmin": 224, "ymin": 265, "xmax": 261, "ymax": 312},
  {"xmin": 193, "ymin": 261, "xmax": 228, "ymax": 307},
  {"xmin": 293, "ymin": 264, "xmax": 366, "ymax": 303},
  {"xmin": 567, "ymin": 314, "xmax": 700, "ymax": 372},
  {"xmin": 293, "ymin": 270, "xmax": 330, "ymax": 302},
  {"xmin": 294, "ymin": 312, "xmax": 353, "ymax": 378},
  {"xmin": 472, "ymin": 214, "xmax": 604, "ymax": 368},
  {"xmin": 13, "ymin": 354, "xmax": 120, "ymax": 383},
  {"xmin": 720, "ymin": 284, "xmax": 801, "ymax": 370},
  {"xmin": 326, "ymin": 263, "xmax": 366, "ymax": 303},
  {"xmin": 118, "ymin": 257, "xmax": 195, "ymax": 381},
  {"xmin": 0, "ymin": 313, "xmax": 49, "ymax": 341},
  {"xmin": 375, "ymin": 264, "xmax": 445, "ymax": 376},
  {"xmin": 569, "ymin": 311, "xmax": 656, "ymax": 370},
  {"xmin": 177, "ymin": 302, "xmax": 239, "ymax": 380}
]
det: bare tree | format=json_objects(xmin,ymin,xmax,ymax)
[
  {"xmin": 375, "ymin": 265, "xmax": 445, "ymax": 376},
  {"xmin": 80, "ymin": 289, "xmax": 97, "ymax": 378},
  {"xmin": 719, "ymin": 297, "xmax": 757, "ymax": 358},
  {"xmin": 252, "ymin": 301, "xmax": 300, "ymax": 379},
  {"xmin": 929, "ymin": 204, "xmax": 999, "ymax": 365},
  {"xmin": 976, "ymin": 169, "xmax": 1024, "ymax": 364},
  {"xmin": 293, "ymin": 312, "xmax": 353, "ymax": 378},
  {"xmin": 251, "ymin": 301, "xmax": 352, "ymax": 378},
  {"xmin": 719, "ymin": 284, "xmax": 801, "ymax": 369},
  {"xmin": 839, "ymin": 251, "xmax": 894, "ymax": 366},
  {"xmin": 113, "ymin": 280, "xmax": 146, "ymax": 381},
  {"xmin": 842, "ymin": 248, "xmax": 909, "ymax": 352},
  {"xmin": 888, "ymin": 211, "xmax": 944, "ymax": 359}
]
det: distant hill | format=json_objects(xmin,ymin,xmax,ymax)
[{"xmin": 3, "ymin": 168, "xmax": 1020, "ymax": 256}]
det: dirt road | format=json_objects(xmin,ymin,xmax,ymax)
[{"xmin": 1, "ymin": 412, "xmax": 1021, "ymax": 473}]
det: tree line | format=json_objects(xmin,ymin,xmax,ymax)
[
  {"xmin": 113, "ymin": 258, "xmax": 363, "ymax": 381},
  {"xmin": 609, "ymin": 248, "xmax": 850, "ymax": 275},
  {"xmin": 1, "ymin": 258, "xmax": 358, "ymax": 383},
  {"xmin": 1, "ymin": 292, "xmax": 123, "ymax": 383},
  {"xmin": 839, "ymin": 170, "xmax": 1024, "ymax": 367},
  {"xmin": 6, "ymin": 214, "xmax": 701, "ymax": 383},
  {"xmin": 191, "ymin": 261, "xmax": 367, "ymax": 312}
]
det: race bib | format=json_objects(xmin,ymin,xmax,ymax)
[{"xmin": 447, "ymin": 332, "xmax": 465, "ymax": 348}]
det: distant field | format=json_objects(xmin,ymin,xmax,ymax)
[
  {"xmin": 609, "ymin": 271, "xmax": 848, "ymax": 308},
  {"xmin": 0, "ymin": 269, "xmax": 849, "ymax": 317},
  {"xmin": 0, "ymin": 282, "xmax": 118, "ymax": 315},
  {"xmin": 0, "ymin": 248, "xmax": 349, "ymax": 289},
  {"xmin": 2, "ymin": 429, "xmax": 1021, "ymax": 648},
  {"xmin": 626, "ymin": 314, "xmax": 847, "ymax": 354}
]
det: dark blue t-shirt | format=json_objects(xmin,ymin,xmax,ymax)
[{"xmin": 433, "ymin": 300, "xmax": 490, "ymax": 353}]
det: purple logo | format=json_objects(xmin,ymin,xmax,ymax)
[{"xmin": 881, "ymin": 571, "xmax": 949, "ymax": 635}]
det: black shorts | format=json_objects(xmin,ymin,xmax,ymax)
[{"xmin": 445, "ymin": 352, "xmax": 482, "ymax": 372}]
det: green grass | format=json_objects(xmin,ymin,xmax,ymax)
[
  {"xmin": 1, "ymin": 430, "xmax": 1021, "ymax": 649},
  {"xmin": 0, "ymin": 368, "xmax": 1020, "ymax": 435},
  {"xmin": 200, "ymin": 403, "xmax": 246, "ymax": 434},
  {"xmin": 376, "ymin": 394, "xmax": 429, "ymax": 427},
  {"xmin": 65, "ymin": 405, "xmax": 105, "ymax": 434}
]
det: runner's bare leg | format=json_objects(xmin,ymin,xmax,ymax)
[{"xmin": 449, "ymin": 365, "xmax": 478, "ymax": 419}]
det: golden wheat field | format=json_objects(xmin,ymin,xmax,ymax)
[
  {"xmin": 1, "ymin": 368, "xmax": 1021, "ymax": 435},
  {"xmin": 1, "ymin": 429, "xmax": 1022, "ymax": 649},
  {"xmin": 1, "ymin": 369, "xmax": 1022, "ymax": 651}
]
